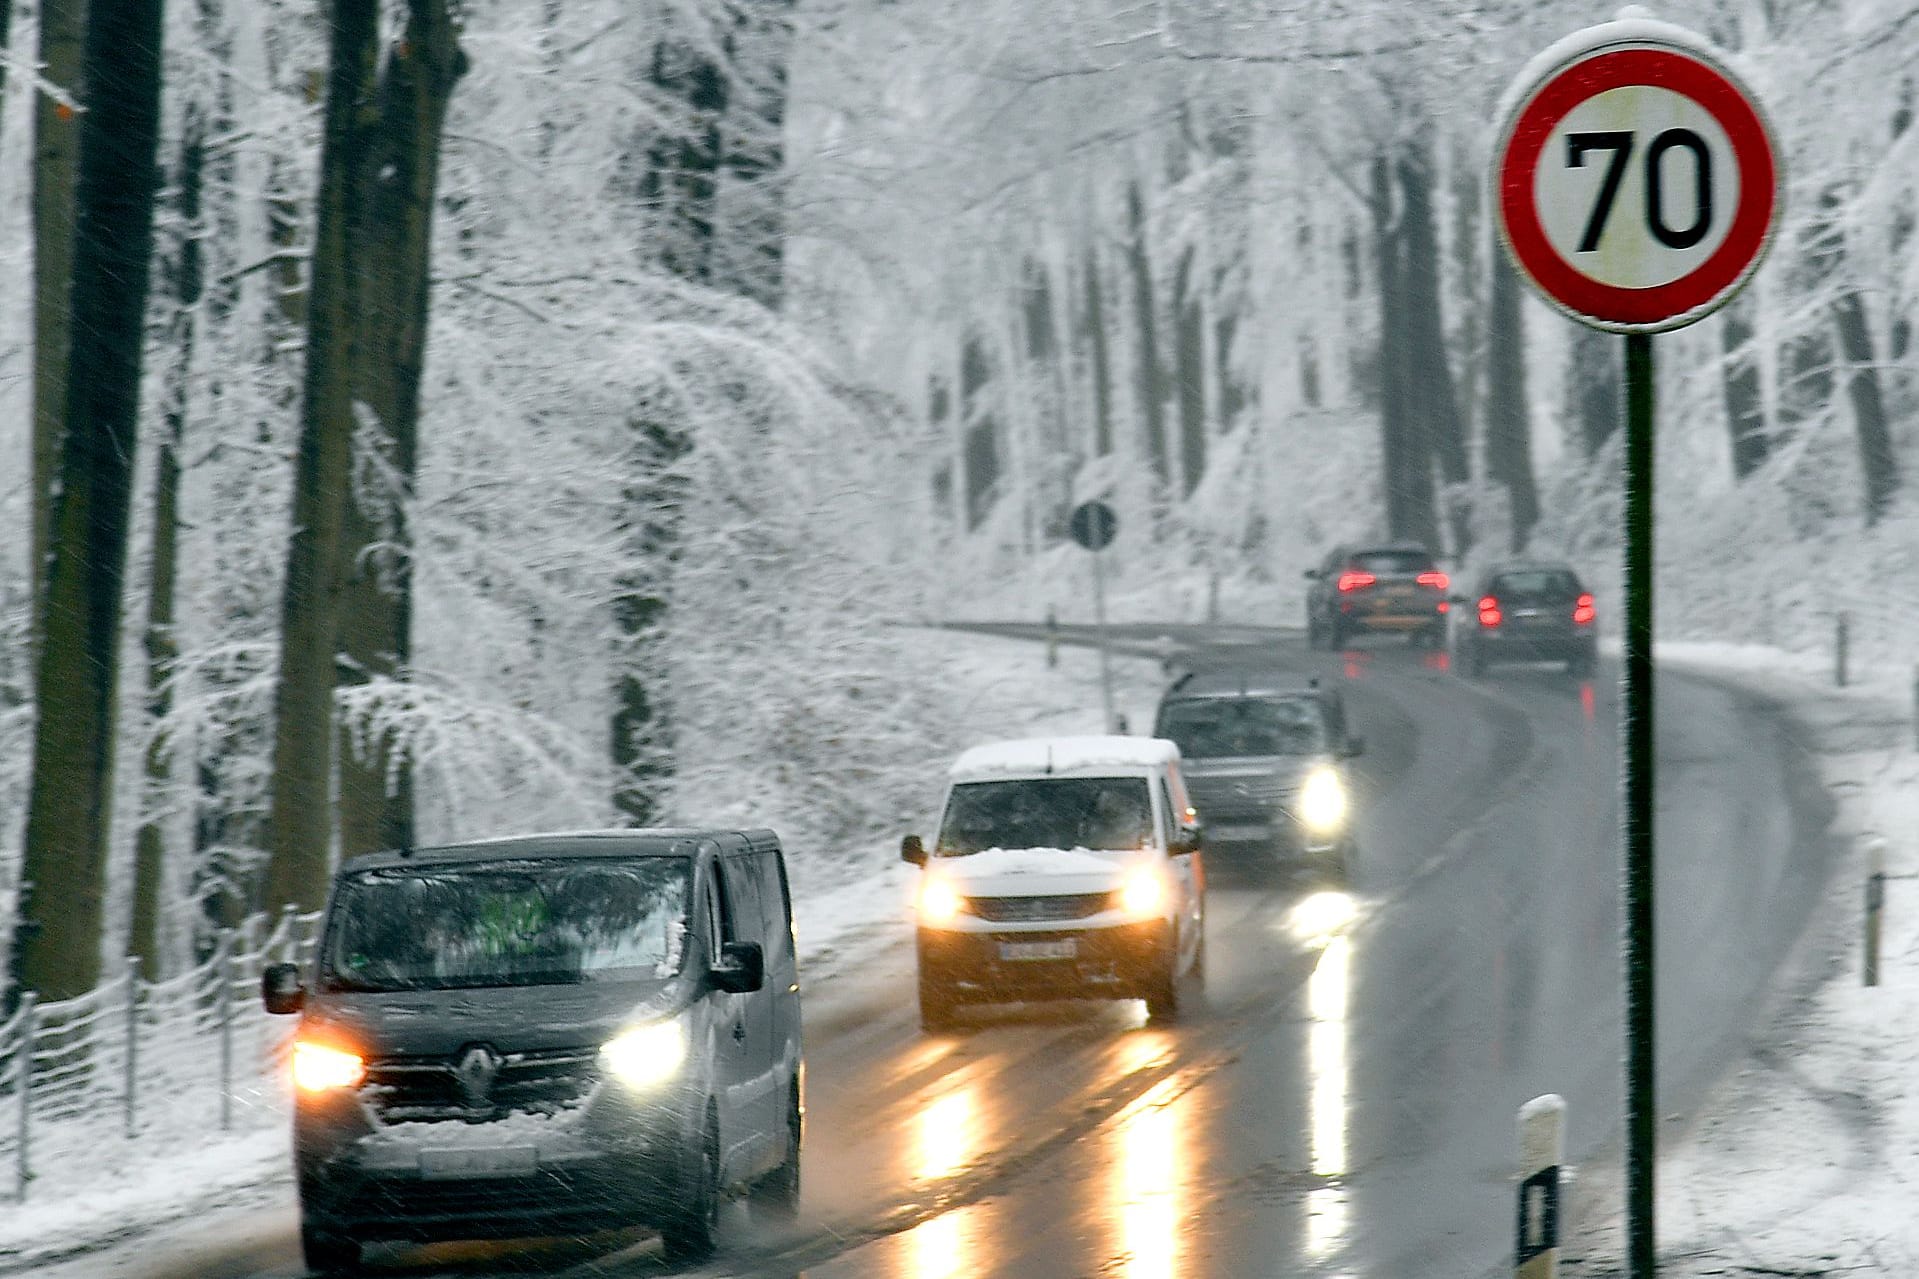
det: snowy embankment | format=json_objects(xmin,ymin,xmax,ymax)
[
  {"xmin": 0, "ymin": 630, "xmax": 1170, "ymax": 1275},
  {"xmin": 1565, "ymin": 642, "xmax": 1919, "ymax": 1277}
]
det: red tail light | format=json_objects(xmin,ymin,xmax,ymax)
[
  {"xmin": 1573, "ymin": 594, "xmax": 1596, "ymax": 625},
  {"xmin": 1415, "ymin": 571, "xmax": 1450, "ymax": 590},
  {"xmin": 1336, "ymin": 571, "xmax": 1376, "ymax": 593},
  {"xmin": 1477, "ymin": 596, "xmax": 1502, "ymax": 627}
]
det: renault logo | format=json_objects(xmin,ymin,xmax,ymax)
[{"xmin": 454, "ymin": 1044, "xmax": 502, "ymax": 1107}]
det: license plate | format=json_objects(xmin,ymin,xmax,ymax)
[
  {"xmin": 999, "ymin": 939, "xmax": 1076, "ymax": 962},
  {"xmin": 419, "ymin": 1146, "xmax": 539, "ymax": 1179}
]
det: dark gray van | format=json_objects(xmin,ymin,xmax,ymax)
[{"xmin": 261, "ymin": 829, "xmax": 803, "ymax": 1272}]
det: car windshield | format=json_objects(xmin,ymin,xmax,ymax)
[
  {"xmin": 935, "ymin": 777, "xmax": 1154, "ymax": 855},
  {"xmin": 1488, "ymin": 570, "xmax": 1580, "ymax": 600},
  {"xmin": 1156, "ymin": 697, "xmax": 1329, "ymax": 759},
  {"xmin": 320, "ymin": 856, "xmax": 690, "ymax": 992}
]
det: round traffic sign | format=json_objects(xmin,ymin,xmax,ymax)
[
  {"xmin": 1493, "ymin": 19, "xmax": 1781, "ymax": 332},
  {"xmin": 1068, "ymin": 500, "xmax": 1117, "ymax": 552}
]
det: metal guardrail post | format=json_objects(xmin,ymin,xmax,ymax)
[
  {"xmin": 124, "ymin": 955, "xmax": 141, "ymax": 1138},
  {"xmin": 1835, "ymin": 612, "xmax": 1850, "ymax": 687},
  {"xmin": 1911, "ymin": 664, "xmax": 1918, "ymax": 752},
  {"xmin": 218, "ymin": 928, "xmax": 235, "ymax": 1132},
  {"xmin": 16, "ymin": 993, "xmax": 37, "ymax": 1203}
]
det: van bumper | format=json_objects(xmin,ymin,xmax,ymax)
[{"xmin": 916, "ymin": 918, "xmax": 1173, "ymax": 1004}]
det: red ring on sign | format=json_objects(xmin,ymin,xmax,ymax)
[{"xmin": 1498, "ymin": 47, "xmax": 1777, "ymax": 327}]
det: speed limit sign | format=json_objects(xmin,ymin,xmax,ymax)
[{"xmin": 1493, "ymin": 18, "xmax": 1781, "ymax": 332}]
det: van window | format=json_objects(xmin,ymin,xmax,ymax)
[
  {"xmin": 936, "ymin": 777, "xmax": 1154, "ymax": 854},
  {"xmin": 753, "ymin": 851, "xmax": 793, "ymax": 963},
  {"xmin": 1156, "ymin": 697, "xmax": 1330, "ymax": 759},
  {"xmin": 721, "ymin": 856, "xmax": 765, "ymax": 946}
]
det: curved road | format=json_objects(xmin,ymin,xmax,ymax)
[{"xmin": 50, "ymin": 624, "xmax": 1835, "ymax": 1279}]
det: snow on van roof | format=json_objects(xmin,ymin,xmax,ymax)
[{"xmin": 948, "ymin": 735, "xmax": 1180, "ymax": 781}]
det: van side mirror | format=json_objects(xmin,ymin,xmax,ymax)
[
  {"xmin": 1171, "ymin": 824, "xmax": 1203, "ymax": 856},
  {"xmin": 1303, "ymin": 569, "xmax": 1321, "ymax": 580},
  {"xmin": 900, "ymin": 834, "xmax": 927, "ymax": 866},
  {"xmin": 1342, "ymin": 736, "xmax": 1367, "ymax": 759},
  {"xmin": 711, "ymin": 941, "xmax": 765, "ymax": 994},
  {"xmin": 261, "ymin": 962, "xmax": 305, "ymax": 1015}
]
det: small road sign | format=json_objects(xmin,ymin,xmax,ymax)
[
  {"xmin": 1492, "ymin": 17, "xmax": 1781, "ymax": 333},
  {"xmin": 1069, "ymin": 500, "xmax": 1118, "ymax": 552}
]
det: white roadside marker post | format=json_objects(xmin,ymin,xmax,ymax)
[{"xmin": 1517, "ymin": 1094, "xmax": 1566, "ymax": 1278}]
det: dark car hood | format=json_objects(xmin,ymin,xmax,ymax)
[{"xmin": 304, "ymin": 977, "xmax": 690, "ymax": 1058}]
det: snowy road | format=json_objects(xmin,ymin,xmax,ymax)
[{"xmin": 47, "ymin": 625, "xmax": 1836, "ymax": 1279}]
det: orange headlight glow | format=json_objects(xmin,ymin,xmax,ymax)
[
  {"xmin": 1120, "ymin": 866, "xmax": 1167, "ymax": 918},
  {"xmin": 293, "ymin": 1040, "xmax": 366, "ymax": 1093},
  {"xmin": 919, "ymin": 876, "xmax": 965, "ymax": 926}
]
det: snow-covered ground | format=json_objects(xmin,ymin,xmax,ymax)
[
  {"xmin": 1564, "ymin": 642, "xmax": 1919, "ymax": 1277},
  {"xmin": 3, "ymin": 626, "xmax": 1912, "ymax": 1277}
]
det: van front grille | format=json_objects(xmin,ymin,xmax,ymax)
[
  {"xmin": 965, "ymin": 892, "xmax": 1116, "ymax": 923},
  {"xmin": 363, "ymin": 1047, "xmax": 600, "ymax": 1124}
]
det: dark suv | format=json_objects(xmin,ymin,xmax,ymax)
[
  {"xmin": 1305, "ymin": 544, "xmax": 1451, "ymax": 648},
  {"xmin": 1458, "ymin": 562, "xmax": 1598, "ymax": 677},
  {"xmin": 1152, "ymin": 671, "xmax": 1363, "ymax": 881},
  {"xmin": 262, "ymin": 829, "xmax": 803, "ymax": 1273}
]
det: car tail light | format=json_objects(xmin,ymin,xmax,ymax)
[
  {"xmin": 1415, "ymin": 571, "xmax": 1450, "ymax": 590},
  {"xmin": 1573, "ymin": 593, "xmax": 1596, "ymax": 625},
  {"xmin": 1336, "ymin": 570, "xmax": 1376, "ymax": 593},
  {"xmin": 1477, "ymin": 596, "xmax": 1502, "ymax": 628}
]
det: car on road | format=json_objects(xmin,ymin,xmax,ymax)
[
  {"xmin": 1152, "ymin": 670, "xmax": 1363, "ymax": 882},
  {"xmin": 1305, "ymin": 543, "xmax": 1451, "ymax": 648},
  {"xmin": 901, "ymin": 736, "xmax": 1206, "ymax": 1031},
  {"xmin": 261, "ymin": 829, "xmax": 803, "ymax": 1273},
  {"xmin": 1457, "ymin": 562, "xmax": 1598, "ymax": 677}
]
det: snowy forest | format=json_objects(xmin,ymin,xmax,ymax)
[{"xmin": 0, "ymin": 0, "xmax": 1913, "ymax": 1002}]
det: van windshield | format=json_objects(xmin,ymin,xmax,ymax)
[
  {"xmin": 1156, "ymin": 697, "xmax": 1329, "ymax": 759},
  {"xmin": 320, "ymin": 857, "xmax": 691, "ymax": 992},
  {"xmin": 935, "ymin": 777, "xmax": 1154, "ymax": 855}
]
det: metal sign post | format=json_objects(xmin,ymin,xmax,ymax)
[
  {"xmin": 1493, "ymin": 18, "xmax": 1780, "ymax": 1277},
  {"xmin": 1069, "ymin": 500, "xmax": 1120, "ymax": 733}
]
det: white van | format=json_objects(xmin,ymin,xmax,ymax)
[{"xmin": 900, "ymin": 736, "xmax": 1206, "ymax": 1030}]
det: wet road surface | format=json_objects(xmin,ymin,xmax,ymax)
[{"xmin": 51, "ymin": 624, "xmax": 1836, "ymax": 1279}]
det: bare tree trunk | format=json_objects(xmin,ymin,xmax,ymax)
[
  {"xmin": 1125, "ymin": 182, "xmax": 1169, "ymax": 490},
  {"xmin": 1719, "ymin": 293, "xmax": 1769, "ymax": 479},
  {"xmin": 1372, "ymin": 154, "xmax": 1436, "ymax": 548},
  {"xmin": 1395, "ymin": 146, "xmax": 1470, "ymax": 555},
  {"xmin": 28, "ymin": 0, "xmax": 87, "ymax": 667},
  {"xmin": 1568, "ymin": 324, "xmax": 1621, "ymax": 457},
  {"xmin": 1174, "ymin": 245, "xmax": 1206, "ymax": 498},
  {"xmin": 12, "ymin": 0, "xmax": 166, "ymax": 1003},
  {"xmin": 1833, "ymin": 290, "xmax": 1897, "ymax": 524},
  {"xmin": 335, "ymin": 0, "xmax": 466, "ymax": 859},
  {"xmin": 1484, "ymin": 251, "xmax": 1538, "ymax": 552},
  {"xmin": 130, "ymin": 110, "xmax": 209, "ymax": 980},
  {"xmin": 264, "ymin": 0, "xmax": 382, "ymax": 915},
  {"xmin": 1082, "ymin": 247, "xmax": 1114, "ymax": 457}
]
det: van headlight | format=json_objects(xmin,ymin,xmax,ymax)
[
  {"xmin": 601, "ymin": 1018, "xmax": 687, "ymax": 1089},
  {"xmin": 292, "ymin": 1040, "xmax": 366, "ymax": 1093},
  {"xmin": 1298, "ymin": 768, "xmax": 1349, "ymax": 834},
  {"xmin": 1119, "ymin": 865, "xmax": 1168, "ymax": 918},
  {"xmin": 918, "ymin": 875, "xmax": 965, "ymax": 928}
]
